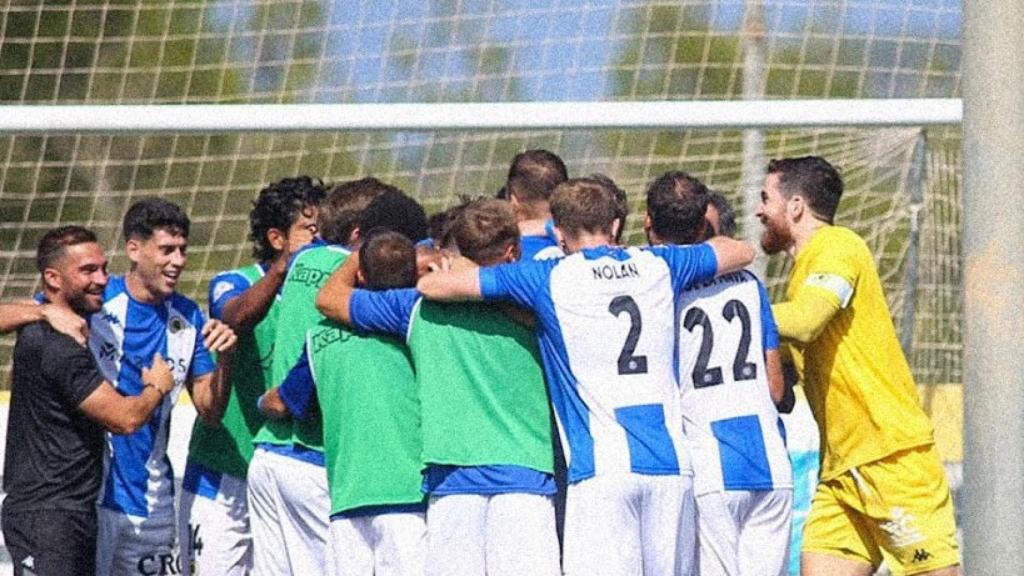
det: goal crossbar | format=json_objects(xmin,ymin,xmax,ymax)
[{"xmin": 0, "ymin": 99, "xmax": 962, "ymax": 135}]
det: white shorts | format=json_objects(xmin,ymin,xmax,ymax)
[
  {"xmin": 562, "ymin": 473, "xmax": 697, "ymax": 576},
  {"xmin": 695, "ymin": 489, "xmax": 792, "ymax": 576},
  {"xmin": 247, "ymin": 447, "xmax": 333, "ymax": 576},
  {"xmin": 426, "ymin": 493, "xmax": 560, "ymax": 576},
  {"xmin": 96, "ymin": 505, "xmax": 178, "ymax": 576},
  {"xmin": 178, "ymin": 462, "xmax": 251, "ymax": 576},
  {"xmin": 330, "ymin": 511, "xmax": 426, "ymax": 576}
]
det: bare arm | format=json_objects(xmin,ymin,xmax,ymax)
[
  {"xmin": 219, "ymin": 254, "xmax": 289, "ymax": 333},
  {"xmin": 705, "ymin": 236, "xmax": 756, "ymax": 277},
  {"xmin": 316, "ymin": 253, "xmax": 360, "ymax": 326},
  {"xmin": 187, "ymin": 319, "xmax": 237, "ymax": 426},
  {"xmin": 765, "ymin": 348, "xmax": 785, "ymax": 407},
  {"xmin": 258, "ymin": 387, "xmax": 291, "ymax": 419},
  {"xmin": 78, "ymin": 354, "xmax": 175, "ymax": 435},
  {"xmin": 416, "ymin": 265, "xmax": 484, "ymax": 302},
  {"xmin": 0, "ymin": 302, "xmax": 88, "ymax": 345}
]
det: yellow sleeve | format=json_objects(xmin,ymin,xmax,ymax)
[{"xmin": 772, "ymin": 286, "xmax": 842, "ymax": 344}]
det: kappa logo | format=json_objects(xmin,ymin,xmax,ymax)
[
  {"xmin": 312, "ymin": 328, "xmax": 347, "ymax": 354},
  {"xmin": 290, "ymin": 262, "xmax": 329, "ymax": 288},
  {"xmin": 912, "ymin": 548, "xmax": 932, "ymax": 563},
  {"xmin": 880, "ymin": 507, "xmax": 926, "ymax": 549},
  {"xmin": 102, "ymin": 312, "xmax": 121, "ymax": 326},
  {"xmin": 98, "ymin": 341, "xmax": 120, "ymax": 361}
]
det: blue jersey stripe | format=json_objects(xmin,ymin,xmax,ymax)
[{"xmin": 712, "ymin": 415, "xmax": 773, "ymax": 491}]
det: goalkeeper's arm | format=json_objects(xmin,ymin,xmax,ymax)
[{"xmin": 771, "ymin": 287, "xmax": 842, "ymax": 345}]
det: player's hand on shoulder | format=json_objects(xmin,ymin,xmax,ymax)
[
  {"xmin": 268, "ymin": 244, "xmax": 292, "ymax": 277},
  {"xmin": 144, "ymin": 352, "xmax": 176, "ymax": 396},
  {"xmin": 416, "ymin": 245, "xmax": 446, "ymax": 278},
  {"xmin": 202, "ymin": 318, "xmax": 238, "ymax": 353},
  {"xmin": 42, "ymin": 303, "xmax": 88, "ymax": 347},
  {"xmin": 421, "ymin": 249, "xmax": 463, "ymax": 274},
  {"xmin": 450, "ymin": 255, "xmax": 478, "ymax": 271}
]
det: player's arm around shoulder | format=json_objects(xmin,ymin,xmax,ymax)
[
  {"xmin": 705, "ymin": 236, "xmax": 756, "ymax": 276},
  {"xmin": 216, "ymin": 256, "xmax": 287, "ymax": 333},
  {"xmin": 416, "ymin": 255, "xmax": 484, "ymax": 301},
  {"xmin": 771, "ymin": 240, "xmax": 856, "ymax": 345},
  {"xmin": 316, "ymin": 251, "xmax": 360, "ymax": 325},
  {"xmin": 0, "ymin": 300, "xmax": 88, "ymax": 345},
  {"xmin": 188, "ymin": 318, "xmax": 238, "ymax": 426}
]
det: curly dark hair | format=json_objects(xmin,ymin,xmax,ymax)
[
  {"xmin": 122, "ymin": 197, "xmax": 191, "ymax": 242},
  {"xmin": 249, "ymin": 176, "xmax": 327, "ymax": 262}
]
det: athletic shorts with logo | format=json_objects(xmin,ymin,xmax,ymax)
[{"xmin": 802, "ymin": 444, "xmax": 959, "ymax": 575}]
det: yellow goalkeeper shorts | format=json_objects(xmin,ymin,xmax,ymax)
[{"xmin": 802, "ymin": 444, "xmax": 960, "ymax": 575}]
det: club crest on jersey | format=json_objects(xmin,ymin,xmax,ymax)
[
  {"xmin": 169, "ymin": 317, "xmax": 186, "ymax": 334},
  {"xmin": 592, "ymin": 262, "xmax": 640, "ymax": 281}
]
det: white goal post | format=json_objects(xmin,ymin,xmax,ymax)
[{"xmin": 0, "ymin": 99, "xmax": 962, "ymax": 133}]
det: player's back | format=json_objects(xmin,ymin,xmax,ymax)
[
  {"xmin": 535, "ymin": 246, "xmax": 689, "ymax": 482},
  {"xmin": 676, "ymin": 270, "xmax": 791, "ymax": 496},
  {"xmin": 271, "ymin": 241, "xmax": 350, "ymax": 451},
  {"xmin": 409, "ymin": 299, "xmax": 554, "ymax": 473},
  {"xmin": 306, "ymin": 321, "xmax": 423, "ymax": 515}
]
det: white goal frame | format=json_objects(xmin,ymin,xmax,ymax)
[{"xmin": 0, "ymin": 99, "xmax": 961, "ymax": 134}]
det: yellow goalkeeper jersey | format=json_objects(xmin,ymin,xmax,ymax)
[{"xmin": 781, "ymin": 225, "xmax": 934, "ymax": 481}]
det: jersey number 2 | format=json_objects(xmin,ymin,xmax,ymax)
[
  {"xmin": 608, "ymin": 295, "xmax": 648, "ymax": 375},
  {"xmin": 683, "ymin": 299, "xmax": 757, "ymax": 388}
]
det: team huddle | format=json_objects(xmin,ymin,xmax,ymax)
[{"xmin": 1, "ymin": 151, "xmax": 960, "ymax": 576}]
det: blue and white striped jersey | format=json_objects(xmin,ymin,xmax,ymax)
[
  {"xmin": 479, "ymin": 243, "xmax": 718, "ymax": 483},
  {"xmin": 88, "ymin": 275, "xmax": 216, "ymax": 518},
  {"xmin": 676, "ymin": 270, "xmax": 792, "ymax": 495}
]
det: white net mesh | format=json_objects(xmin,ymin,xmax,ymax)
[{"xmin": 0, "ymin": 0, "xmax": 961, "ymax": 387}]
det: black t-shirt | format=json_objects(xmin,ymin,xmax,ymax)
[{"xmin": 2, "ymin": 321, "xmax": 105, "ymax": 513}]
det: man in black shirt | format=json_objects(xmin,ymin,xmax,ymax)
[{"xmin": 2, "ymin": 225, "xmax": 175, "ymax": 576}]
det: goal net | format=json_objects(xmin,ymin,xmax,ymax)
[{"xmin": 0, "ymin": 0, "xmax": 961, "ymax": 395}]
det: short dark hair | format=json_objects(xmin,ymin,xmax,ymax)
[
  {"xmin": 707, "ymin": 190, "xmax": 737, "ymax": 238},
  {"xmin": 451, "ymin": 198, "xmax": 520, "ymax": 265},
  {"xmin": 767, "ymin": 156, "xmax": 844, "ymax": 223},
  {"xmin": 587, "ymin": 173, "xmax": 629, "ymax": 243},
  {"xmin": 506, "ymin": 176, "xmax": 552, "ymax": 220},
  {"xmin": 508, "ymin": 149, "xmax": 568, "ymax": 193},
  {"xmin": 122, "ymin": 198, "xmax": 190, "ymax": 242},
  {"xmin": 645, "ymin": 171, "xmax": 710, "ymax": 245},
  {"xmin": 358, "ymin": 230, "xmax": 417, "ymax": 290},
  {"xmin": 318, "ymin": 177, "xmax": 399, "ymax": 245},
  {"xmin": 427, "ymin": 196, "xmax": 473, "ymax": 250},
  {"xmin": 550, "ymin": 176, "xmax": 621, "ymax": 239},
  {"xmin": 250, "ymin": 176, "xmax": 327, "ymax": 262},
  {"xmin": 361, "ymin": 190, "xmax": 429, "ymax": 244},
  {"xmin": 36, "ymin": 225, "xmax": 98, "ymax": 272}
]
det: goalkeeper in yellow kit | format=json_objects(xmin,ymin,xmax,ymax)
[{"xmin": 757, "ymin": 156, "xmax": 960, "ymax": 576}]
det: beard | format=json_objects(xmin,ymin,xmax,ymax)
[
  {"xmin": 67, "ymin": 286, "xmax": 105, "ymax": 316},
  {"xmin": 759, "ymin": 218, "xmax": 794, "ymax": 255}
]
